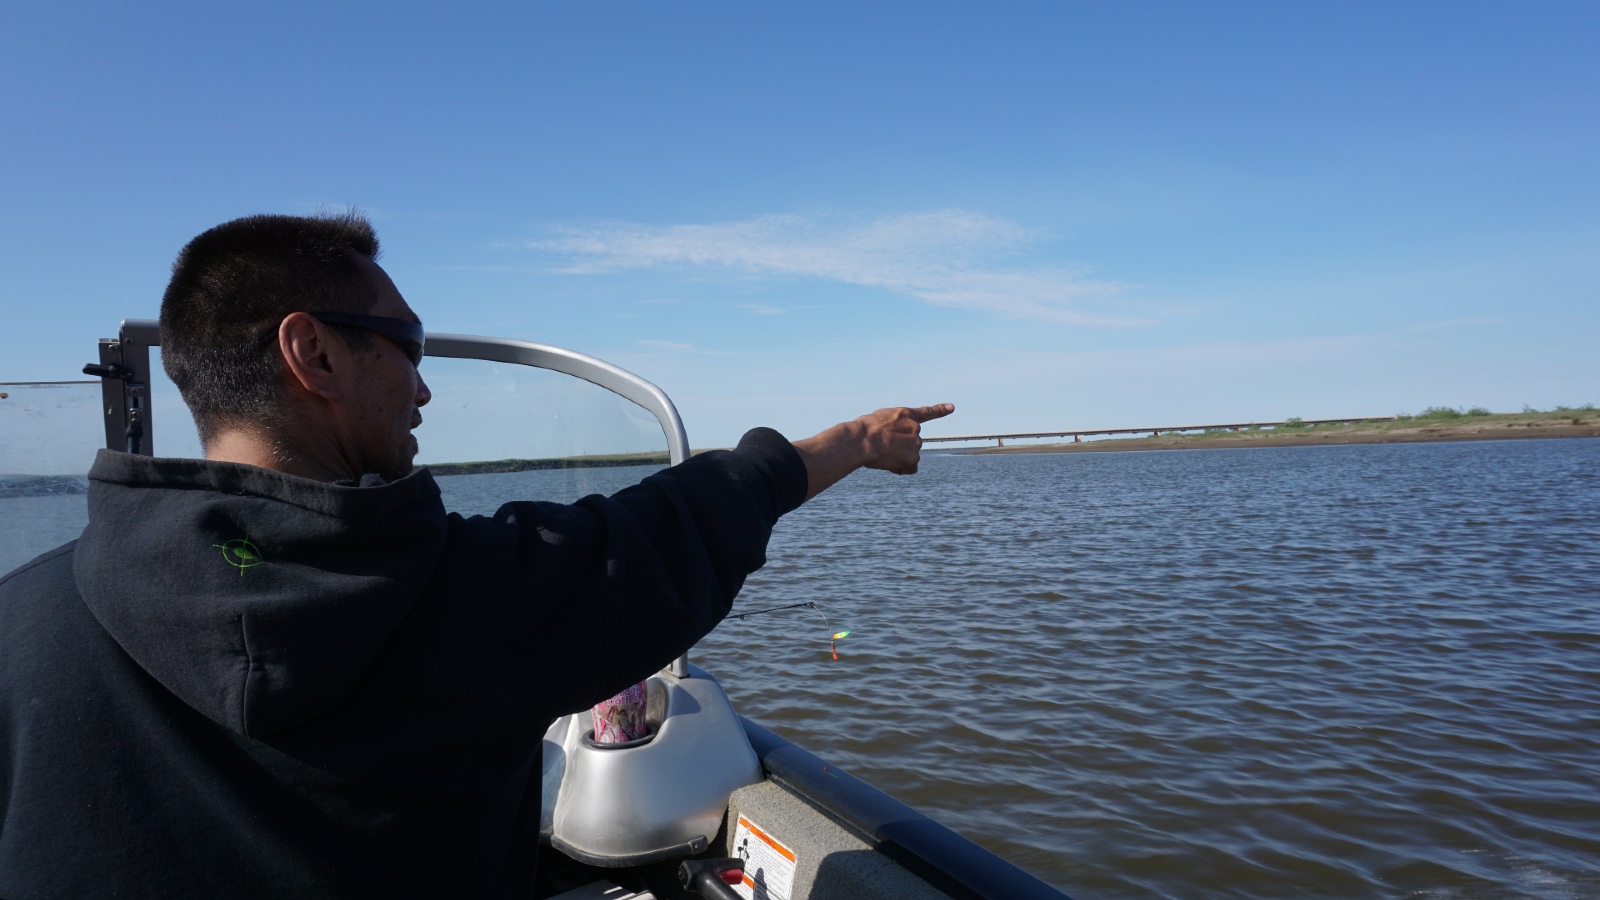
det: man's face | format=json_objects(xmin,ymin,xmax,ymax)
[{"xmin": 345, "ymin": 256, "xmax": 431, "ymax": 479}]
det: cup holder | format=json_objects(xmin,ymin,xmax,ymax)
[{"xmin": 581, "ymin": 727, "xmax": 657, "ymax": 750}]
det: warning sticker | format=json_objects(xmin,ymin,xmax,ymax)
[{"xmin": 731, "ymin": 814, "xmax": 797, "ymax": 900}]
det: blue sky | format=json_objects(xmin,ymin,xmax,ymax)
[{"xmin": 2, "ymin": 2, "xmax": 1596, "ymax": 450}]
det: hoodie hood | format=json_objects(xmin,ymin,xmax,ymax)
[{"xmin": 74, "ymin": 450, "xmax": 448, "ymax": 738}]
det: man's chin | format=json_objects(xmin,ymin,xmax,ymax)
[
  {"xmin": 402, "ymin": 435, "xmax": 419, "ymax": 475},
  {"xmin": 375, "ymin": 437, "xmax": 420, "ymax": 480}
]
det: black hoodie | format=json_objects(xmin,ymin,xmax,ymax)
[{"xmin": 0, "ymin": 428, "xmax": 806, "ymax": 899}]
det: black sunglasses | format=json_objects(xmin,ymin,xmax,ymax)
[{"xmin": 309, "ymin": 312, "xmax": 426, "ymax": 366}]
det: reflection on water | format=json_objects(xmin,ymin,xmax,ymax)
[{"xmin": 6, "ymin": 439, "xmax": 1597, "ymax": 899}]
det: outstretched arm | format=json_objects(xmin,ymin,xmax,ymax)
[{"xmin": 790, "ymin": 403, "xmax": 955, "ymax": 502}]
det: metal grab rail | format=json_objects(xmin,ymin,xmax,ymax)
[
  {"xmin": 96, "ymin": 320, "xmax": 695, "ymax": 677},
  {"xmin": 105, "ymin": 321, "xmax": 692, "ymax": 467}
]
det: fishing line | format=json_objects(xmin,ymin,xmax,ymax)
[{"xmin": 728, "ymin": 601, "xmax": 852, "ymax": 660}]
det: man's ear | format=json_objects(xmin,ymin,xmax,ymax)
[{"xmin": 278, "ymin": 312, "xmax": 348, "ymax": 403}]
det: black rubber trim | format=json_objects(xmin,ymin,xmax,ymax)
[
  {"xmin": 679, "ymin": 858, "xmax": 746, "ymax": 900},
  {"xmin": 551, "ymin": 833, "xmax": 709, "ymax": 868},
  {"xmin": 738, "ymin": 716, "xmax": 1071, "ymax": 900}
]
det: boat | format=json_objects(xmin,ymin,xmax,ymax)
[{"xmin": 50, "ymin": 318, "xmax": 1071, "ymax": 900}]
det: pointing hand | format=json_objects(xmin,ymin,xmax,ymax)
[
  {"xmin": 791, "ymin": 403, "xmax": 956, "ymax": 501},
  {"xmin": 860, "ymin": 403, "xmax": 956, "ymax": 475}
]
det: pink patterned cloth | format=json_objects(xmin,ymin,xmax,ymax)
[{"xmin": 591, "ymin": 681, "xmax": 648, "ymax": 743}]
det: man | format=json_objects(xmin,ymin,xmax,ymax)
[{"xmin": 0, "ymin": 212, "xmax": 952, "ymax": 898}]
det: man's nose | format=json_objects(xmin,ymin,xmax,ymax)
[{"xmin": 415, "ymin": 372, "xmax": 432, "ymax": 408}]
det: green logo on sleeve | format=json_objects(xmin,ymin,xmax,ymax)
[{"xmin": 213, "ymin": 538, "xmax": 264, "ymax": 576}]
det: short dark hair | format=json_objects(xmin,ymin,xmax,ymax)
[{"xmin": 160, "ymin": 212, "xmax": 382, "ymax": 444}]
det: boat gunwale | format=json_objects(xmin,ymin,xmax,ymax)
[{"xmin": 739, "ymin": 716, "xmax": 1070, "ymax": 900}]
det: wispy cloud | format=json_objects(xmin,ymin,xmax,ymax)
[
  {"xmin": 636, "ymin": 339, "xmax": 742, "ymax": 356},
  {"xmin": 527, "ymin": 210, "xmax": 1145, "ymax": 326}
]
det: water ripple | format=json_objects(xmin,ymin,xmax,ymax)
[{"xmin": 696, "ymin": 439, "xmax": 1600, "ymax": 899}]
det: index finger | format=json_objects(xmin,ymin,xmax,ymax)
[{"xmin": 908, "ymin": 403, "xmax": 956, "ymax": 423}]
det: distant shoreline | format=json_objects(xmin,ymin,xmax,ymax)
[
  {"xmin": 423, "ymin": 453, "xmax": 669, "ymax": 476},
  {"xmin": 954, "ymin": 411, "xmax": 1600, "ymax": 455}
]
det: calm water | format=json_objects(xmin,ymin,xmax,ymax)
[
  {"xmin": 5, "ymin": 440, "xmax": 1597, "ymax": 898},
  {"xmin": 696, "ymin": 440, "xmax": 1600, "ymax": 900}
]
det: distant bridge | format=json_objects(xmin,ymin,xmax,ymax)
[{"xmin": 923, "ymin": 416, "xmax": 1399, "ymax": 447}]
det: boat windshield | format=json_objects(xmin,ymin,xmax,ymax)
[
  {"xmin": 0, "ymin": 381, "xmax": 103, "ymax": 573},
  {"xmin": 412, "ymin": 355, "xmax": 670, "ymax": 517},
  {"xmin": 0, "ymin": 343, "xmax": 672, "ymax": 575}
]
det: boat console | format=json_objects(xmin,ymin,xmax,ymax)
[{"xmin": 542, "ymin": 664, "xmax": 763, "ymax": 867}]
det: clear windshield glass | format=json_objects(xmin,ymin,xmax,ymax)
[
  {"xmin": 149, "ymin": 347, "xmax": 205, "ymax": 460},
  {"xmin": 148, "ymin": 349, "xmax": 673, "ymax": 514},
  {"xmin": 414, "ymin": 357, "xmax": 670, "ymax": 517},
  {"xmin": 0, "ymin": 346, "xmax": 673, "ymax": 576},
  {"xmin": 0, "ymin": 381, "xmax": 103, "ymax": 573}
]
